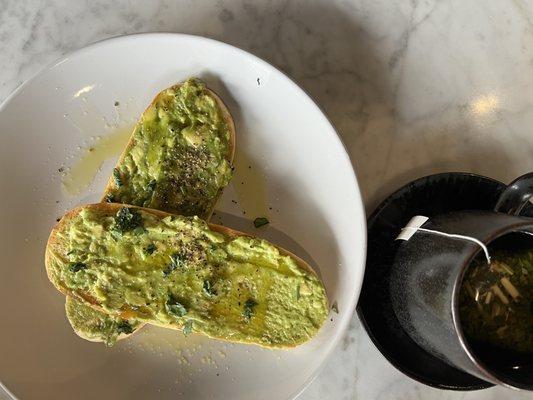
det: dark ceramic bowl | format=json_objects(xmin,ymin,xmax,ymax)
[
  {"xmin": 389, "ymin": 172, "xmax": 533, "ymax": 390},
  {"xmin": 358, "ymin": 172, "xmax": 504, "ymax": 390}
]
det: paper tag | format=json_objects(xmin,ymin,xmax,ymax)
[
  {"xmin": 395, "ymin": 215, "xmax": 491, "ymax": 264},
  {"xmin": 396, "ymin": 216, "xmax": 429, "ymax": 241}
]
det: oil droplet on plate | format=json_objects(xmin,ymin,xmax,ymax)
[
  {"xmin": 232, "ymin": 151, "xmax": 269, "ymax": 219},
  {"xmin": 61, "ymin": 124, "xmax": 134, "ymax": 196}
]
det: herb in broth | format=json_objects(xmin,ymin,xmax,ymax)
[{"xmin": 459, "ymin": 250, "xmax": 533, "ymax": 353}]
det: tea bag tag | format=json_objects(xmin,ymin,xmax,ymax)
[
  {"xmin": 396, "ymin": 216, "xmax": 429, "ymax": 241},
  {"xmin": 396, "ymin": 215, "xmax": 491, "ymax": 264}
]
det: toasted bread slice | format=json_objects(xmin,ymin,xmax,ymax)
[
  {"xmin": 102, "ymin": 78, "xmax": 235, "ymax": 219},
  {"xmin": 48, "ymin": 204, "xmax": 328, "ymax": 348},
  {"xmin": 65, "ymin": 78, "xmax": 235, "ymax": 345}
]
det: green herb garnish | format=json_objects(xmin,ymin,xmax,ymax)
[
  {"xmin": 162, "ymin": 265, "xmax": 176, "ymax": 276},
  {"xmin": 253, "ymin": 217, "xmax": 269, "ymax": 228},
  {"xmin": 296, "ymin": 284, "xmax": 301, "ymax": 300},
  {"xmin": 117, "ymin": 320, "xmax": 134, "ymax": 334},
  {"xmin": 183, "ymin": 320, "xmax": 193, "ymax": 336},
  {"xmin": 166, "ymin": 295, "xmax": 187, "ymax": 317},
  {"xmin": 203, "ymin": 280, "xmax": 214, "ymax": 296},
  {"xmin": 243, "ymin": 298, "xmax": 258, "ymax": 319},
  {"xmin": 148, "ymin": 179, "xmax": 157, "ymax": 192},
  {"xmin": 132, "ymin": 226, "xmax": 146, "ymax": 235},
  {"xmin": 163, "ymin": 252, "xmax": 185, "ymax": 276},
  {"xmin": 105, "ymin": 193, "xmax": 115, "ymax": 203},
  {"xmin": 69, "ymin": 262, "xmax": 87, "ymax": 273},
  {"xmin": 113, "ymin": 168, "xmax": 123, "ymax": 187},
  {"xmin": 331, "ymin": 301, "xmax": 339, "ymax": 314},
  {"xmin": 144, "ymin": 243, "xmax": 157, "ymax": 255},
  {"xmin": 113, "ymin": 207, "xmax": 143, "ymax": 233}
]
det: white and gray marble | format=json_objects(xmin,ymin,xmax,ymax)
[{"xmin": 1, "ymin": 0, "xmax": 533, "ymax": 399}]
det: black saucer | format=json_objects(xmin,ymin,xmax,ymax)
[{"xmin": 357, "ymin": 172, "xmax": 506, "ymax": 391}]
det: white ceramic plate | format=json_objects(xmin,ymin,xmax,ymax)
[{"xmin": 0, "ymin": 33, "xmax": 366, "ymax": 400}]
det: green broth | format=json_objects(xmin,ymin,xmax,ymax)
[{"xmin": 459, "ymin": 249, "xmax": 533, "ymax": 353}]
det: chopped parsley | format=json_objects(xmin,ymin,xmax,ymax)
[
  {"xmin": 183, "ymin": 320, "xmax": 193, "ymax": 336},
  {"xmin": 105, "ymin": 193, "xmax": 115, "ymax": 203},
  {"xmin": 148, "ymin": 179, "xmax": 157, "ymax": 192},
  {"xmin": 117, "ymin": 320, "xmax": 134, "ymax": 334},
  {"xmin": 243, "ymin": 298, "xmax": 258, "ymax": 320},
  {"xmin": 162, "ymin": 264, "xmax": 176, "ymax": 276},
  {"xmin": 203, "ymin": 280, "xmax": 214, "ymax": 296},
  {"xmin": 163, "ymin": 252, "xmax": 185, "ymax": 276},
  {"xmin": 69, "ymin": 262, "xmax": 87, "ymax": 273},
  {"xmin": 113, "ymin": 168, "xmax": 123, "ymax": 187},
  {"xmin": 132, "ymin": 226, "xmax": 146, "ymax": 235},
  {"xmin": 296, "ymin": 284, "xmax": 301, "ymax": 300},
  {"xmin": 253, "ymin": 217, "xmax": 269, "ymax": 228},
  {"xmin": 144, "ymin": 243, "xmax": 157, "ymax": 255},
  {"xmin": 331, "ymin": 301, "xmax": 339, "ymax": 314},
  {"xmin": 113, "ymin": 207, "xmax": 143, "ymax": 233},
  {"xmin": 166, "ymin": 295, "xmax": 187, "ymax": 317}
]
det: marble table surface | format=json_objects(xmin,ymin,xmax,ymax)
[{"xmin": 1, "ymin": 0, "xmax": 532, "ymax": 399}]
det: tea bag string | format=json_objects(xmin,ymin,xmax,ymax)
[{"xmin": 396, "ymin": 216, "xmax": 491, "ymax": 264}]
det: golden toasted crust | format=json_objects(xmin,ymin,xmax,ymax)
[
  {"xmin": 46, "ymin": 203, "xmax": 323, "ymax": 348},
  {"xmin": 100, "ymin": 83, "xmax": 236, "ymax": 220}
]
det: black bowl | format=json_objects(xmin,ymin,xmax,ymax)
[{"xmin": 357, "ymin": 172, "xmax": 505, "ymax": 390}]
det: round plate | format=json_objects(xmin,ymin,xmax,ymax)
[
  {"xmin": 0, "ymin": 34, "xmax": 366, "ymax": 400},
  {"xmin": 357, "ymin": 172, "xmax": 504, "ymax": 390}
]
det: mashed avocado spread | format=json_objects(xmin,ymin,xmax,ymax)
[
  {"xmin": 66, "ymin": 78, "xmax": 234, "ymax": 346},
  {"xmin": 50, "ymin": 206, "xmax": 328, "ymax": 347},
  {"xmin": 105, "ymin": 78, "xmax": 232, "ymax": 218}
]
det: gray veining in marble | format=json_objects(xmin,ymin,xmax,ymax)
[{"xmin": 1, "ymin": 0, "xmax": 533, "ymax": 399}]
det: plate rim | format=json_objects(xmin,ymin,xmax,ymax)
[{"xmin": 0, "ymin": 32, "xmax": 367, "ymax": 400}]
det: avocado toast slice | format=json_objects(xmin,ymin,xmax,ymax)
[
  {"xmin": 103, "ymin": 78, "xmax": 235, "ymax": 218},
  {"xmin": 65, "ymin": 78, "xmax": 235, "ymax": 346},
  {"xmin": 47, "ymin": 204, "xmax": 328, "ymax": 348}
]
